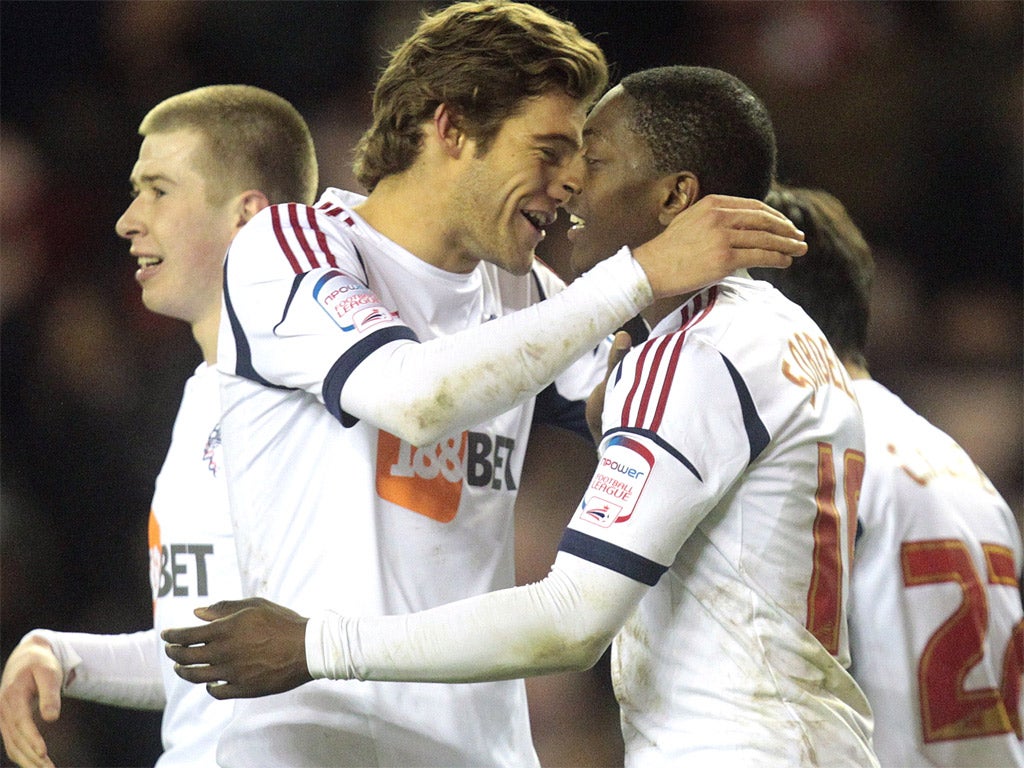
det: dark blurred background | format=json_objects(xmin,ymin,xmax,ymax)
[{"xmin": 2, "ymin": 2, "xmax": 1020, "ymax": 766}]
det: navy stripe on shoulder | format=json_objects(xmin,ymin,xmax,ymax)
[
  {"xmin": 558, "ymin": 528, "xmax": 666, "ymax": 587},
  {"xmin": 351, "ymin": 245, "xmax": 369, "ymax": 284},
  {"xmin": 322, "ymin": 325, "xmax": 419, "ymax": 426},
  {"xmin": 272, "ymin": 272, "xmax": 308, "ymax": 335},
  {"xmin": 224, "ymin": 257, "xmax": 278, "ymax": 388},
  {"xmin": 604, "ymin": 426, "xmax": 702, "ymax": 482},
  {"xmin": 718, "ymin": 352, "xmax": 770, "ymax": 464}
]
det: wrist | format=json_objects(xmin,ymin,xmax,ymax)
[
  {"xmin": 594, "ymin": 246, "xmax": 653, "ymax": 308},
  {"xmin": 21, "ymin": 630, "xmax": 75, "ymax": 689},
  {"xmin": 627, "ymin": 242, "xmax": 664, "ymax": 299}
]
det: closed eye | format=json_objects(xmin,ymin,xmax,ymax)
[
  {"xmin": 539, "ymin": 146, "xmax": 561, "ymax": 164},
  {"xmin": 129, "ymin": 185, "xmax": 166, "ymax": 200}
]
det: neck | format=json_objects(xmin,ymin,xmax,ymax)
[
  {"xmin": 641, "ymin": 290, "xmax": 698, "ymax": 329},
  {"xmin": 192, "ymin": 309, "xmax": 219, "ymax": 365},
  {"xmin": 354, "ymin": 171, "xmax": 474, "ymax": 274}
]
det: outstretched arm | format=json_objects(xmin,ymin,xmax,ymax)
[
  {"xmin": 163, "ymin": 554, "xmax": 647, "ymax": 699},
  {"xmin": 341, "ymin": 194, "xmax": 805, "ymax": 446}
]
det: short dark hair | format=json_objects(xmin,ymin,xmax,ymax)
[
  {"xmin": 753, "ymin": 183, "xmax": 875, "ymax": 367},
  {"xmin": 354, "ymin": 0, "xmax": 607, "ymax": 191},
  {"xmin": 619, "ymin": 66, "xmax": 776, "ymax": 201},
  {"xmin": 141, "ymin": 85, "xmax": 318, "ymax": 206}
]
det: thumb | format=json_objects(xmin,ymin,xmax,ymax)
[
  {"xmin": 607, "ymin": 331, "xmax": 632, "ymax": 374},
  {"xmin": 34, "ymin": 666, "xmax": 63, "ymax": 722}
]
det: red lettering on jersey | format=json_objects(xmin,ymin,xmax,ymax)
[
  {"xmin": 888, "ymin": 440, "xmax": 1000, "ymax": 494},
  {"xmin": 782, "ymin": 332, "xmax": 855, "ymax": 406},
  {"xmin": 902, "ymin": 539, "xmax": 1020, "ymax": 742}
]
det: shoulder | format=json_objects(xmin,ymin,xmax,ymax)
[{"xmin": 229, "ymin": 198, "xmax": 365, "ymax": 279}]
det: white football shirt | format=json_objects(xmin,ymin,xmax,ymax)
[
  {"xmin": 149, "ymin": 362, "xmax": 239, "ymax": 766},
  {"xmin": 216, "ymin": 189, "xmax": 610, "ymax": 767},
  {"xmin": 848, "ymin": 379, "xmax": 1024, "ymax": 767},
  {"xmin": 570, "ymin": 277, "xmax": 877, "ymax": 767}
]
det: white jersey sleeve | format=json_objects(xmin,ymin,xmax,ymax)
[
  {"xmin": 219, "ymin": 191, "xmax": 651, "ymax": 447},
  {"xmin": 23, "ymin": 628, "xmax": 164, "ymax": 710},
  {"xmin": 307, "ymin": 552, "xmax": 645, "ymax": 683},
  {"xmin": 574, "ymin": 281, "xmax": 873, "ymax": 767}
]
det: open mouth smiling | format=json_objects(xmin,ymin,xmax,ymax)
[{"xmin": 521, "ymin": 208, "xmax": 556, "ymax": 232}]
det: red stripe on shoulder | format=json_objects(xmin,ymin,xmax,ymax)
[
  {"xmin": 271, "ymin": 205, "xmax": 303, "ymax": 274},
  {"xmin": 634, "ymin": 334, "xmax": 673, "ymax": 427},
  {"xmin": 682, "ymin": 285, "xmax": 717, "ymax": 331},
  {"xmin": 304, "ymin": 207, "xmax": 339, "ymax": 269},
  {"xmin": 620, "ymin": 339, "xmax": 652, "ymax": 427},
  {"xmin": 317, "ymin": 202, "xmax": 355, "ymax": 226},
  {"xmin": 289, "ymin": 205, "xmax": 321, "ymax": 270},
  {"xmin": 649, "ymin": 332, "xmax": 686, "ymax": 432}
]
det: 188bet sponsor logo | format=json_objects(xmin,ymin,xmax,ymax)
[
  {"xmin": 150, "ymin": 543, "xmax": 214, "ymax": 598},
  {"xmin": 376, "ymin": 430, "xmax": 517, "ymax": 522},
  {"xmin": 148, "ymin": 510, "xmax": 217, "ymax": 600}
]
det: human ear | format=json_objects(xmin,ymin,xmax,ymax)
[
  {"xmin": 236, "ymin": 190, "xmax": 270, "ymax": 229},
  {"xmin": 658, "ymin": 173, "xmax": 699, "ymax": 226},
  {"xmin": 432, "ymin": 103, "xmax": 467, "ymax": 158}
]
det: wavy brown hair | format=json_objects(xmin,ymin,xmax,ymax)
[{"xmin": 354, "ymin": 0, "xmax": 607, "ymax": 191}]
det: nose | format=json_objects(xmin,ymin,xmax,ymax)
[
  {"xmin": 553, "ymin": 155, "xmax": 585, "ymax": 204},
  {"xmin": 115, "ymin": 197, "xmax": 143, "ymax": 240}
]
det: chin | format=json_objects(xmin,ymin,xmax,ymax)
[
  {"xmin": 501, "ymin": 249, "xmax": 536, "ymax": 277},
  {"xmin": 570, "ymin": 251, "xmax": 602, "ymax": 276}
]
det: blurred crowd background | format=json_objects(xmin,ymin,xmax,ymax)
[{"xmin": 1, "ymin": 2, "xmax": 1020, "ymax": 765}]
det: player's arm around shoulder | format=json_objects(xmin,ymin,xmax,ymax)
[{"xmin": 0, "ymin": 634, "xmax": 64, "ymax": 767}]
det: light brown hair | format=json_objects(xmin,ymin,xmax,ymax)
[
  {"xmin": 354, "ymin": 0, "xmax": 607, "ymax": 191},
  {"xmin": 140, "ymin": 85, "xmax": 318, "ymax": 206}
]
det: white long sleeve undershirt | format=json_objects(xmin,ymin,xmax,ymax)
[
  {"xmin": 340, "ymin": 247, "xmax": 651, "ymax": 447},
  {"xmin": 306, "ymin": 553, "xmax": 647, "ymax": 684},
  {"xmin": 24, "ymin": 628, "xmax": 165, "ymax": 710}
]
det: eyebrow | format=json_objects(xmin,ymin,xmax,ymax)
[
  {"xmin": 534, "ymin": 133, "xmax": 582, "ymax": 153},
  {"xmin": 130, "ymin": 173, "xmax": 176, "ymax": 189}
]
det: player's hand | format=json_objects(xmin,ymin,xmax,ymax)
[
  {"xmin": 162, "ymin": 598, "xmax": 312, "ymax": 700},
  {"xmin": 586, "ymin": 331, "xmax": 632, "ymax": 444},
  {"xmin": 631, "ymin": 194, "xmax": 807, "ymax": 299},
  {"xmin": 0, "ymin": 635, "xmax": 62, "ymax": 768}
]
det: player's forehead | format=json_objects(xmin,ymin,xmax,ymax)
[
  {"xmin": 583, "ymin": 86, "xmax": 633, "ymax": 147},
  {"xmin": 129, "ymin": 128, "xmax": 208, "ymax": 187},
  {"xmin": 500, "ymin": 90, "xmax": 587, "ymax": 151}
]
